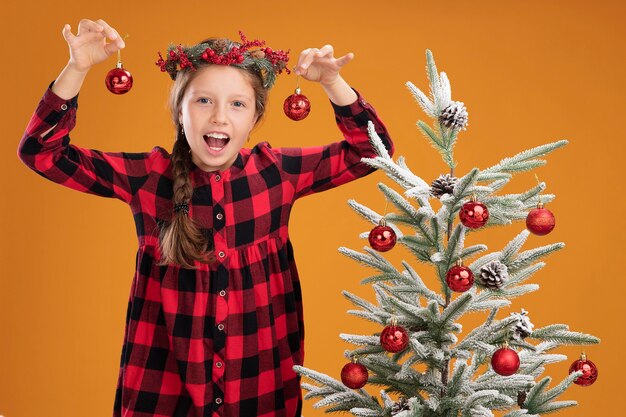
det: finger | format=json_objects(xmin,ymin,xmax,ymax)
[
  {"xmin": 318, "ymin": 44, "xmax": 334, "ymax": 58},
  {"xmin": 77, "ymin": 18, "xmax": 104, "ymax": 35},
  {"xmin": 73, "ymin": 30, "xmax": 108, "ymax": 47},
  {"xmin": 104, "ymin": 41, "xmax": 121, "ymax": 56},
  {"xmin": 95, "ymin": 18, "xmax": 117, "ymax": 39},
  {"xmin": 335, "ymin": 52, "xmax": 354, "ymax": 68},
  {"xmin": 95, "ymin": 18, "xmax": 122, "ymax": 45},
  {"xmin": 295, "ymin": 48, "xmax": 312, "ymax": 68},
  {"xmin": 298, "ymin": 48, "xmax": 322, "ymax": 72},
  {"xmin": 65, "ymin": 22, "xmax": 104, "ymax": 49},
  {"xmin": 294, "ymin": 48, "xmax": 313, "ymax": 75},
  {"xmin": 62, "ymin": 24, "xmax": 76, "ymax": 43},
  {"xmin": 110, "ymin": 27, "xmax": 125, "ymax": 48}
]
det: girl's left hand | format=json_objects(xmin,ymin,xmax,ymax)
[{"xmin": 294, "ymin": 45, "xmax": 354, "ymax": 86}]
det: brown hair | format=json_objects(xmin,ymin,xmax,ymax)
[{"xmin": 156, "ymin": 38, "xmax": 269, "ymax": 269}]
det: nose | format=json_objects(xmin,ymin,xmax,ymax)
[{"xmin": 210, "ymin": 104, "xmax": 227, "ymax": 125}]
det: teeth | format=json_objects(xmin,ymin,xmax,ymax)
[
  {"xmin": 204, "ymin": 133, "xmax": 228, "ymax": 152},
  {"xmin": 205, "ymin": 133, "xmax": 229, "ymax": 139}
]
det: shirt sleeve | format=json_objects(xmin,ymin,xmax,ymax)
[
  {"xmin": 275, "ymin": 88, "xmax": 395, "ymax": 200},
  {"xmin": 17, "ymin": 81, "xmax": 154, "ymax": 205}
]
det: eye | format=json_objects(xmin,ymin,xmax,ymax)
[
  {"xmin": 198, "ymin": 97, "xmax": 211, "ymax": 104},
  {"xmin": 232, "ymin": 101, "xmax": 246, "ymax": 108}
]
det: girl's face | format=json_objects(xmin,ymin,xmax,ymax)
[{"xmin": 179, "ymin": 65, "xmax": 259, "ymax": 172}]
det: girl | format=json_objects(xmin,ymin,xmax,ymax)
[{"xmin": 18, "ymin": 18, "xmax": 394, "ymax": 417}]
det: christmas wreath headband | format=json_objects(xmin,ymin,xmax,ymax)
[{"xmin": 155, "ymin": 31, "xmax": 290, "ymax": 89}]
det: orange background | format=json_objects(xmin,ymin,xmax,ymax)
[{"xmin": 1, "ymin": 1, "xmax": 624, "ymax": 416}]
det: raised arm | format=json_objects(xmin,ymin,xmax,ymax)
[
  {"xmin": 274, "ymin": 45, "xmax": 394, "ymax": 199},
  {"xmin": 17, "ymin": 19, "xmax": 155, "ymax": 204}
]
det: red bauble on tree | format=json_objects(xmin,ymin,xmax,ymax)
[
  {"xmin": 526, "ymin": 202, "xmax": 556, "ymax": 236},
  {"xmin": 283, "ymin": 87, "xmax": 311, "ymax": 120},
  {"xmin": 569, "ymin": 352, "xmax": 598, "ymax": 386},
  {"xmin": 491, "ymin": 343, "xmax": 520, "ymax": 376},
  {"xmin": 446, "ymin": 259, "xmax": 474, "ymax": 292},
  {"xmin": 459, "ymin": 195, "xmax": 489, "ymax": 229},
  {"xmin": 380, "ymin": 319, "xmax": 409, "ymax": 353},
  {"xmin": 341, "ymin": 357, "xmax": 368, "ymax": 389},
  {"xmin": 368, "ymin": 218, "xmax": 397, "ymax": 252}
]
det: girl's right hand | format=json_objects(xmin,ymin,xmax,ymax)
[{"xmin": 62, "ymin": 19, "xmax": 125, "ymax": 73}]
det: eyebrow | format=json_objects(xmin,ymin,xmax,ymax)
[{"xmin": 190, "ymin": 90, "xmax": 253, "ymax": 100}]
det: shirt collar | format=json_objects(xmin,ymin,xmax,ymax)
[{"xmin": 191, "ymin": 151, "xmax": 245, "ymax": 180}]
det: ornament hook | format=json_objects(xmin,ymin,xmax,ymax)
[
  {"xmin": 534, "ymin": 174, "xmax": 544, "ymax": 207},
  {"xmin": 116, "ymin": 34, "xmax": 130, "ymax": 65}
]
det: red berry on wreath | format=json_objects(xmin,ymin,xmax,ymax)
[
  {"xmin": 341, "ymin": 357, "xmax": 368, "ymax": 389},
  {"xmin": 526, "ymin": 202, "xmax": 556, "ymax": 236},
  {"xmin": 491, "ymin": 343, "xmax": 520, "ymax": 376},
  {"xmin": 368, "ymin": 218, "xmax": 397, "ymax": 252},
  {"xmin": 380, "ymin": 318, "xmax": 409, "ymax": 353},
  {"xmin": 446, "ymin": 259, "xmax": 474, "ymax": 292},
  {"xmin": 569, "ymin": 352, "xmax": 598, "ymax": 386},
  {"xmin": 284, "ymin": 87, "xmax": 311, "ymax": 121},
  {"xmin": 459, "ymin": 195, "xmax": 489, "ymax": 229}
]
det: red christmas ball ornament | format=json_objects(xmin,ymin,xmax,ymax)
[
  {"xmin": 380, "ymin": 319, "xmax": 409, "ymax": 353},
  {"xmin": 526, "ymin": 202, "xmax": 556, "ymax": 236},
  {"xmin": 341, "ymin": 358, "xmax": 368, "ymax": 389},
  {"xmin": 446, "ymin": 259, "xmax": 474, "ymax": 292},
  {"xmin": 459, "ymin": 195, "xmax": 489, "ymax": 229},
  {"xmin": 569, "ymin": 352, "xmax": 598, "ymax": 386},
  {"xmin": 283, "ymin": 87, "xmax": 311, "ymax": 121},
  {"xmin": 368, "ymin": 218, "xmax": 397, "ymax": 252},
  {"xmin": 491, "ymin": 344, "xmax": 520, "ymax": 376},
  {"xmin": 105, "ymin": 62, "xmax": 133, "ymax": 95}
]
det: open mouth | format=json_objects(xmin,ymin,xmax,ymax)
[{"xmin": 203, "ymin": 133, "xmax": 230, "ymax": 152}]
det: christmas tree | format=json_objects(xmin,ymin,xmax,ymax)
[{"xmin": 293, "ymin": 50, "xmax": 600, "ymax": 417}]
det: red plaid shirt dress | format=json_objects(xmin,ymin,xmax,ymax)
[{"xmin": 17, "ymin": 82, "xmax": 394, "ymax": 417}]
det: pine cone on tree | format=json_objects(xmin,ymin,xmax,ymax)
[
  {"xmin": 430, "ymin": 174, "xmax": 457, "ymax": 198},
  {"xmin": 408, "ymin": 323, "xmax": 428, "ymax": 332},
  {"xmin": 439, "ymin": 101, "xmax": 469, "ymax": 131},
  {"xmin": 479, "ymin": 260, "xmax": 509, "ymax": 289},
  {"xmin": 517, "ymin": 391, "xmax": 528, "ymax": 407},
  {"xmin": 510, "ymin": 309, "xmax": 534, "ymax": 340},
  {"xmin": 391, "ymin": 397, "xmax": 411, "ymax": 416}
]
